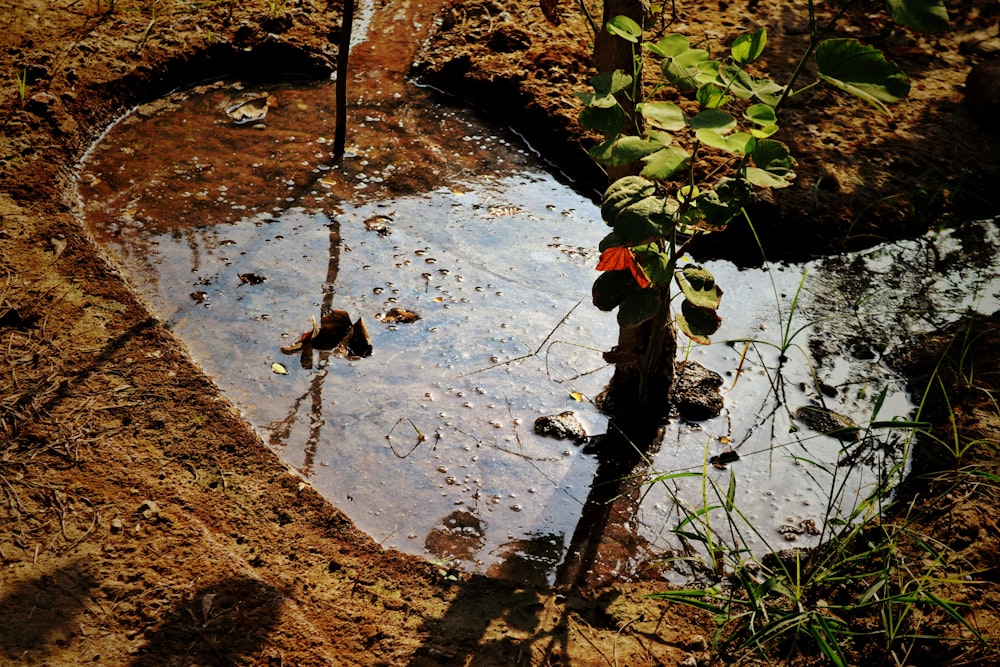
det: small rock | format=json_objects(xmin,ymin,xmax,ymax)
[
  {"xmin": 137, "ymin": 500, "xmax": 159, "ymax": 520},
  {"xmin": 534, "ymin": 411, "xmax": 588, "ymax": 444},
  {"xmin": 674, "ymin": 361, "xmax": 724, "ymax": 421},
  {"xmin": 966, "ymin": 58, "xmax": 1000, "ymax": 129},
  {"xmin": 795, "ymin": 405, "xmax": 860, "ymax": 441}
]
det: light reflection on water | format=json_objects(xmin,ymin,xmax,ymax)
[{"xmin": 78, "ymin": 80, "xmax": 1000, "ymax": 584}]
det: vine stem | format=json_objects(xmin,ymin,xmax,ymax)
[{"xmin": 773, "ymin": 0, "xmax": 859, "ymax": 113}]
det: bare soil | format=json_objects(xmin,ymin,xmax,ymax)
[{"xmin": 1, "ymin": 0, "xmax": 998, "ymax": 665}]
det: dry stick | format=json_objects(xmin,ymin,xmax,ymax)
[
  {"xmin": 457, "ymin": 299, "xmax": 585, "ymax": 378},
  {"xmin": 332, "ymin": 0, "xmax": 355, "ymax": 161}
]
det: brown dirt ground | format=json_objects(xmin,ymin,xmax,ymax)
[{"xmin": 1, "ymin": 0, "xmax": 998, "ymax": 665}]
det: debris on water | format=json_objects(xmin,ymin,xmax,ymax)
[
  {"xmin": 364, "ymin": 214, "xmax": 393, "ymax": 236},
  {"xmin": 709, "ymin": 450, "xmax": 740, "ymax": 469},
  {"xmin": 280, "ymin": 310, "xmax": 373, "ymax": 362},
  {"xmin": 534, "ymin": 411, "xmax": 588, "ymax": 444},
  {"xmin": 238, "ymin": 272, "xmax": 266, "ymax": 285},
  {"xmin": 380, "ymin": 307, "xmax": 420, "ymax": 323},
  {"xmin": 271, "ymin": 362, "xmax": 288, "ymax": 375},
  {"xmin": 778, "ymin": 519, "xmax": 820, "ymax": 541},
  {"xmin": 795, "ymin": 405, "xmax": 860, "ymax": 441},
  {"xmin": 673, "ymin": 361, "xmax": 724, "ymax": 421},
  {"xmin": 224, "ymin": 93, "xmax": 278, "ymax": 124}
]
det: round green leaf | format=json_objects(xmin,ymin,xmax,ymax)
[
  {"xmin": 697, "ymin": 83, "xmax": 732, "ymax": 110},
  {"xmin": 696, "ymin": 129, "xmax": 753, "ymax": 155},
  {"xmin": 887, "ymin": 0, "xmax": 949, "ymax": 34},
  {"xmin": 605, "ymin": 136, "xmax": 664, "ymax": 166},
  {"xmin": 815, "ymin": 38, "xmax": 910, "ymax": 113},
  {"xmin": 615, "ymin": 197, "xmax": 668, "ymax": 242},
  {"xmin": 602, "ymin": 176, "xmax": 656, "ymax": 223},
  {"xmin": 639, "ymin": 146, "xmax": 690, "ymax": 180},
  {"xmin": 676, "ymin": 265, "xmax": 722, "ymax": 309},
  {"xmin": 745, "ymin": 103, "xmax": 777, "ymax": 126},
  {"xmin": 580, "ymin": 105, "xmax": 627, "ymax": 137},
  {"xmin": 752, "ymin": 139, "xmax": 794, "ymax": 175},
  {"xmin": 689, "ymin": 109, "xmax": 736, "ymax": 132},
  {"xmin": 677, "ymin": 300, "xmax": 721, "ymax": 344},
  {"xmin": 639, "ymin": 101, "xmax": 686, "ymax": 131},
  {"xmin": 618, "ymin": 288, "xmax": 661, "ymax": 327},
  {"xmin": 606, "ymin": 15, "xmax": 642, "ymax": 43},
  {"xmin": 650, "ymin": 33, "xmax": 690, "ymax": 58},
  {"xmin": 731, "ymin": 29, "xmax": 767, "ymax": 65}
]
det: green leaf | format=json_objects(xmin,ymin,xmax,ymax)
[
  {"xmin": 661, "ymin": 47, "xmax": 711, "ymax": 90},
  {"xmin": 717, "ymin": 62, "xmax": 756, "ymax": 98},
  {"xmin": 696, "ymin": 83, "xmax": 732, "ymax": 110},
  {"xmin": 745, "ymin": 103, "xmax": 776, "ymax": 127},
  {"xmin": 618, "ymin": 288, "xmax": 661, "ymax": 326},
  {"xmin": 677, "ymin": 300, "xmax": 721, "ymax": 344},
  {"xmin": 696, "ymin": 129, "xmax": 753, "ymax": 154},
  {"xmin": 649, "ymin": 33, "xmax": 690, "ymax": 58},
  {"xmin": 752, "ymin": 139, "xmax": 794, "ymax": 175},
  {"xmin": 745, "ymin": 167, "xmax": 791, "ymax": 188},
  {"xmin": 676, "ymin": 265, "xmax": 722, "ymax": 309},
  {"xmin": 689, "ymin": 109, "xmax": 736, "ymax": 133},
  {"xmin": 639, "ymin": 146, "xmax": 690, "ymax": 179},
  {"xmin": 580, "ymin": 105, "xmax": 627, "ymax": 137},
  {"xmin": 639, "ymin": 249, "xmax": 673, "ymax": 284},
  {"xmin": 588, "ymin": 70, "xmax": 634, "ymax": 97},
  {"xmin": 696, "ymin": 180, "xmax": 746, "ymax": 229},
  {"xmin": 750, "ymin": 77, "xmax": 785, "ymax": 106},
  {"xmin": 606, "ymin": 15, "xmax": 643, "ymax": 43},
  {"xmin": 604, "ymin": 136, "xmax": 664, "ymax": 166},
  {"xmin": 615, "ymin": 196, "xmax": 668, "ymax": 242},
  {"xmin": 602, "ymin": 176, "xmax": 656, "ymax": 222},
  {"xmin": 593, "ymin": 270, "xmax": 639, "ymax": 311},
  {"xmin": 815, "ymin": 38, "xmax": 910, "ymax": 114},
  {"xmin": 598, "ymin": 231, "xmax": 622, "ymax": 251},
  {"xmin": 639, "ymin": 101, "xmax": 686, "ymax": 131},
  {"xmin": 887, "ymin": 0, "xmax": 949, "ymax": 34},
  {"xmin": 731, "ymin": 29, "xmax": 767, "ymax": 65},
  {"xmin": 575, "ymin": 91, "xmax": 618, "ymax": 109}
]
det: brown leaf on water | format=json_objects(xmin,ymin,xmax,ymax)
[
  {"xmin": 311, "ymin": 310, "xmax": 352, "ymax": 348},
  {"xmin": 540, "ymin": 0, "xmax": 563, "ymax": 25},
  {"xmin": 348, "ymin": 317, "xmax": 373, "ymax": 358}
]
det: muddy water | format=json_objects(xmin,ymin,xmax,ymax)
[{"xmin": 75, "ymin": 3, "xmax": 1000, "ymax": 584}]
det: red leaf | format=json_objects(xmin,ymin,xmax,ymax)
[{"xmin": 596, "ymin": 246, "xmax": 651, "ymax": 289}]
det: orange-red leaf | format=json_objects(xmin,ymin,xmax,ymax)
[{"xmin": 596, "ymin": 246, "xmax": 651, "ymax": 289}]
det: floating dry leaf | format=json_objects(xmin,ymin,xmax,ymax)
[{"xmin": 271, "ymin": 362, "xmax": 288, "ymax": 375}]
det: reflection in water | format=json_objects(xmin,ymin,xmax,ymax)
[
  {"xmin": 266, "ymin": 216, "xmax": 342, "ymax": 477},
  {"xmin": 77, "ymin": 71, "xmax": 1000, "ymax": 586}
]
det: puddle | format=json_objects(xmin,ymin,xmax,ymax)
[{"xmin": 77, "ymin": 75, "xmax": 1000, "ymax": 584}]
